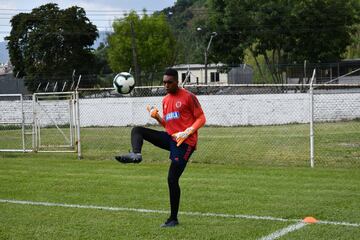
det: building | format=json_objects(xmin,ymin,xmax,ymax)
[
  {"xmin": 286, "ymin": 59, "xmax": 360, "ymax": 84},
  {"xmin": 0, "ymin": 74, "xmax": 28, "ymax": 94},
  {"xmin": 0, "ymin": 62, "xmax": 29, "ymax": 94},
  {"xmin": 172, "ymin": 63, "xmax": 253, "ymax": 85},
  {"xmin": 0, "ymin": 62, "xmax": 12, "ymax": 75},
  {"xmin": 336, "ymin": 59, "xmax": 360, "ymax": 84}
]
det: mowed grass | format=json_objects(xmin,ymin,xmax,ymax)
[
  {"xmin": 1, "ymin": 121, "xmax": 360, "ymax": 239},
  {"xmin": 0, "ymin": 155, "xmax": 360, "ymax": 239}
]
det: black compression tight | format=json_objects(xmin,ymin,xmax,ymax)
[
  {"xmin": 131, "ymin": 126, "xmax": 170, "ymax": 153},
  {"xmin": 130, "ymin": 126, "xmax": 188, "ymax": 221},
  {"xmin": 168, "ymin": 161, "xmax": 187, "ymax": 221}
]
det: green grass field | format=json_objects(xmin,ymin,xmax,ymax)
[{"xmin": 1, "ymin": 122, "xmax": 360, "ymax": 239}]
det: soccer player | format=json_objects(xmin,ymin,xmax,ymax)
[{"xmin": 115, "ymin": 68, "xmax": 206, "ymax": 227}]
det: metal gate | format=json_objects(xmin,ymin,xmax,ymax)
[
  {"xmin": 32, "ymin": 92, "xmax": 81, "ymax": 157},
  {"xmin": 0, "ymin": 92, "xmax": 81, "ymax": 158}
]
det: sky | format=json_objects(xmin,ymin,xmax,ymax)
[{"xmin": 0, "ymin": 0, "xmax": 176, "ymax": 41}]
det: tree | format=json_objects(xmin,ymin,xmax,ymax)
[
  {"xmin": 345, "ymin": 24, "xmax": 360, "ymax": 58},
  {"xmin": 208, "ymin": 0, "xmax": 252, "ymax": 64},
  {"xmin": 6, "ymin": 3, "xmax": 98, "ymax": 92},
  {"xmin": 161, "ymin": 0, "xmax": 208, "ymax": 64},
  {"xmin": 208, "ymin": 0, "xmax": 360, "ymax": 83},
  {"xmin": 208, "ymin": 0, "xmax": 293, "ymax": 82},
  {"xmin": 107, "ymin": 11, "xmax": 176, "ymax": 86},
  {"xmin": 289, "ymin": 0, "xmax": 360, "ymax": 63},
  {"xmin": 93, "ymin": 42, "xmax": 113, "ymax": 87},
  {"xmin": 94, "ymin": 43, "xmax": 112, "ymax": 75}
]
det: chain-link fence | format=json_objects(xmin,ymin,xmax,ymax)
[
  {"xmin": 0, "ymin": 92, "xmax": 80, "ymax": 154},
  {"xmin": 1, "ymin": 84, "xmax": 359, "ymax": 167},
  {"xmin": 75, "ymin": 84, "xmax": 360, "ymax": 167},
  {"xmin": 313, "ymin": 85, "xmax": 360, "ymax": 166},
  {"xmin": 0, "ymin": 94, "xmax": 33, "ymax": 152}
]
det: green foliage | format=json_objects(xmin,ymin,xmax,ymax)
[
  {"xmin": 208, "ymin": 0, "xmax": 360, "ymax": 83},
  {"xmin": 345, "ymin": 24, "xmax": 360, "ymax": 59},
  {"xmin": 159, "ymin": 0, "xmax": 210, "ymax": 64},
  {"xmin": 107, "ymin": 11, "xmax": 176, "ymax": 86},
  {"xmin": 5, "ymin": 3, "xmax": 99, "ymax": 92},
  {"xmin": 93, "ymin": 43, "xmax": 113, "ymax": 87},
  {"xmin": 289, "ymin": 0, "xmax": 359, "ymax": 63},
  {"xmin": 208, "ymin": 0, "xmax": 254, "ymax": 64}
]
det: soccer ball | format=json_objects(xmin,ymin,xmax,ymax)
[{"xmin": 113, "ymin": 72, "xmax": 135, "ymax": 94}]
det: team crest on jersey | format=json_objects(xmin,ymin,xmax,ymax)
[
  {"xmin": 175, "ymin": 101, "xmax": 182, "ymax": 108},
  {"xmin": 165, "ymin": 111, "xmax": 180, "ymax": 121}
]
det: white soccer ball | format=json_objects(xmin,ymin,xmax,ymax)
[{"xmin": 113, "ymin": 72, "xmax": 135, "ymax": 94}]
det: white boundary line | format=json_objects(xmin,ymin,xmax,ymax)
[
  {"xmin": 317, "ymin": 220, "xmax": 360, "ymax": 227},
  {"xmin": 1, "ymin": 199, "xmax": 360, "ymax": 228},
  {"xmin": 258, "ymin": 222, "xmax": 307, "ymax": 240}
]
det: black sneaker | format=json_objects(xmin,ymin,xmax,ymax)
[
  {"xmin": 160, "ymin": 219, "xmax": 179, "ymax": 228},
  {"xmin": 115, "ymin": 152, "xmax": 142, "ymax": 164}
]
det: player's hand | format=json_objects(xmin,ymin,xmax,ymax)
[
  {"xmin": 146, "ymin": 105, "xmax": 159, "ymax": 119},
  {"xmin": 172, "ymin": 127, "xmax": 194, "ymax": 147}
]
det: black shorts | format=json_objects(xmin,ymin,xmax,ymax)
[
  {"xmin": 132, "ymin": 127, "xmax": 195, "ymax": 166},
  {"xmin": 160, "ymin": 131, "xmax": 195, "ymax": 166}
]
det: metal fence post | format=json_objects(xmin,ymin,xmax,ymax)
[
  {"xmin": 75, "ymin": 90, "xmax": 82, "ymax": 159},
  {"xmin": 32, "ymin": 93, "xmax": 38, "ymax": 152},
  {"xmin": 309, "ymin": 69, "xmax": 316, "ymax": 168}
]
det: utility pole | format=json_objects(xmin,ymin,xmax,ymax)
[
  {"xmin": 130, "ymin": 20, "xmax": 141, "ymax": 86},
  {"xmin": 204, "ymin": 32, "xmax": 217, "ymax": 85}
]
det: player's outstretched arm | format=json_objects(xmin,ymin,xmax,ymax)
[
  {"xmin": 172, "ymin": 113, "xmax": 206, "ymax": 147},
  {"xmin": 191, "ymin": 113, "xmax": 206, "ymax": 131},
  {"xmin": 146, "ymin": 105, "xmax": 166, "ymax": 127}
]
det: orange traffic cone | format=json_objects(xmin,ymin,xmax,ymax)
[{"xmin": 303, "ymin": 216, "xmax": 318, "ymax": 224}]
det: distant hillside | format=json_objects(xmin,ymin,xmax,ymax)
[
  {"xmin": 0, "ymin": 41, "xmax": 9, "ymax": 64},
  {"xmin": 92, "ymin": 31, "xmax": 109, "ymax": 49},
  {"xmin": 156, "ymin": 0, "xmax": 208, "ymax": 64},
  {"xmin": 160, "ymin": 0, "xmax": 207, "ymax": 33}
]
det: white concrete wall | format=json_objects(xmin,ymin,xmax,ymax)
[
  {"xmin": 0, "ymin": 100, "xmax": 71, "ymax": 126},
  {"xmin": 1, "ymin": 93, "xmax": 360, "ymax": 127},
  {"xmin": 78, "ymin": 93, "xmax": 360, "ymax": 127}
]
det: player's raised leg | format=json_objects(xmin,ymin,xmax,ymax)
[{"xmin": 115, "ymin": 126, "xmax": 170, "ymax": 164}]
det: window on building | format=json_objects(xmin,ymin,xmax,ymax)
[
  {"xmin": 182, "ymin": 72, "xmax": 190, "ymax": 83},
  {"xmin": 210, "ymin": 72, "xmax": 220, "ymax": 82}
]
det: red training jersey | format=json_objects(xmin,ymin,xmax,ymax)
[{"xmin": 162, "ymin": 88, "xmax": 204, "ymax": 147}]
